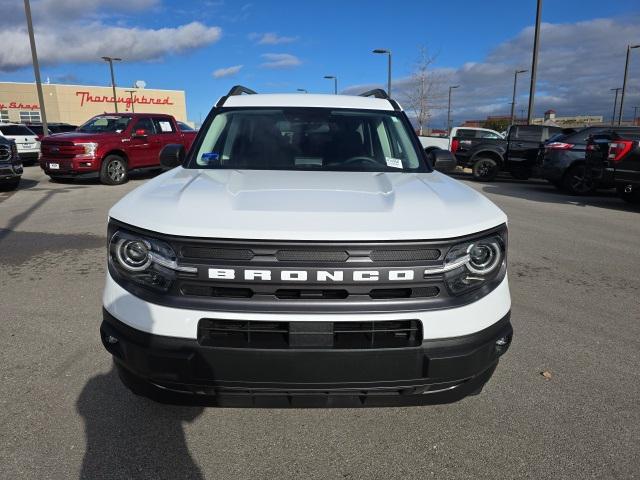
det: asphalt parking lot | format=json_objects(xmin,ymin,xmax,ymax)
[{"xmin": 1, "ymin": 166, "xmax": 639, "ymax": 479}]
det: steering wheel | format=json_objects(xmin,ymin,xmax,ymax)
[{"xmin": 340, "ymin": 156, "xmax": 381, "ymax": 167}]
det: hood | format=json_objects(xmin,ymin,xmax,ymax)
[
  {"xmin": 41, "ymin": 131, "xmax": 116, "ymax": 143},
  {"xmin": 109, "ymin": 168, "xmax": 507, "ymax": 241}
]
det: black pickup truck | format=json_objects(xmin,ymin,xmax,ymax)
[
  {"xmin": 453, "ymin": 125, "xmax": 568, "ymax": 181},
  {"xmin": 0, "ymin": 136, "xmax": 22, "ymax": 191},
  {"xmin": 585, "ymin": 127, "xmax": 640, "ymax": 204}
]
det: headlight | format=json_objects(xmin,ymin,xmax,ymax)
[
  {"xmin": 425, "ymin": 232, "xmax": 506, "ymax": 296},
  {"xmin": 109, "ymin": 230, "xmax": 196, "ymax": 291},
  {"xmin": 76, "ymin": 142, "xmax": 97, "ymax": 157}
]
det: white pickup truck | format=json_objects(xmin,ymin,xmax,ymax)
[{"xmin": 419, "ymin": 127, "xmax": 504, "ymax": 152}]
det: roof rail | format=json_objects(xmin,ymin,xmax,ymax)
[
  {"xmin": 216, "ymin": 85, "xmax": 257, "ymax": 107},
  {"xmin": 359, "ymin": 88, "xmax": 389, "ymax": 99},
  {"xmin": 227, "ymin": 85, "xmax": 257, "ymax": 96}
]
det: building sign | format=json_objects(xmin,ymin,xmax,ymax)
[
  {"xmin": 75, "ymin": 91, "xmax": 175, "ymax": 110},
  {"xmin": 0, "ymin": 101, "xmax": 39, "ymax": 110}
]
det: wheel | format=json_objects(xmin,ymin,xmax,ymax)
[
  {"xmin": 617, "ymin": 186, "xmax": 640, "ymax": 204},
  {"xmin": 0, "ymin": 177, "xmax": 20, "ymax": 191},
  {"xmin": 472, "ymin": 157, "xmax": 499, "ymax": 181},
  {"xmin": 100, "ymin": 155, "xmax": 128, "ymax": 185},
  {"xmin": 562, "ymin": 163, "xmax": 595, "ymax": 195}
]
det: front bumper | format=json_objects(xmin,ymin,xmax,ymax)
[
  {"xmin": 40, "ymin": 156, "xmax": 100, "ymax": 178},
  {"xmin": 0, "ymin": 161, "xmax": 22, "ymax": 181},
  {"xmin": 101, "ymin": 308, "xmax": 512, "ymax": 406}
]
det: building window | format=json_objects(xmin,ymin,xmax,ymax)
[
  {"xmin": 0, "ymin": 110, "xmax": 8, "ymax": 122},
  {"xmin": 19, "ymin": 111, "xmax": 41, "ymax": 123}
]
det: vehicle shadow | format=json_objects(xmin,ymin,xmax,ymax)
[
  {"xmin": 47, "ymin": 169, "xmax": 162, "ymax": 186},
  {"xmin": 450, "ymin": 172, "xmax": 639, "ymax": 213},
  {"xmin": 76, "ymin": 365, "xmax": 205, "ymax": 480}
]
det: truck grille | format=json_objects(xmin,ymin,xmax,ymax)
[{"xmin": 197, "ymin": 319, "xmax": 422, "ymax": 349}]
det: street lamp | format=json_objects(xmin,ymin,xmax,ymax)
[
  {"xmin": 447, "ymin": 85, "xmax": 460, "ymax": 135},
  {"xmin": 610, "ymin": 87, "xmax": 622, "ymax": 126},
  {"xmin": 527, "ymin": 0, "xmax": 543, "ymax": 124},
  {"xmin": 101, "ymin": 56, "xmax": 122, "ymax": 112},
  {"xmin": 617, "ymin": 44, "xmax": 640, "ymax": 125},
  {"xmin": 323, "ymin": 75, "xmax": 337, "ymax": 95},
  {"xmin": 23, "ymin": 0, "xmax": 48, "ymax": 134},
  {"xmin": 510, "ymin": 69, "xmax": 528, "ymax": 125},
  {"xmin": 372, "ymin": 49, "xmax": 392, "ymax": 97},
  {"xmin": 124, "ymin": 89, "xmax": 136, "ymax": 112},
  {"xmin": 296, "ymin": 88, "xmax": 308, "ymax": 93}
]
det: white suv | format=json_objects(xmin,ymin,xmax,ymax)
[
  {"xmin": 101, "ymin": 87, "xmax": 512, "ymax": 406},
  {"xmin": 0, "ymin": 123, "xmax": 40, "ymax": 165}
]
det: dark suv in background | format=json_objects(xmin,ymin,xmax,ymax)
[
  {"xmin": 536, "ymin": 126, "xmax": 611, "ymax": 195},
  {"xmin": 585, "ymin": 127, "xmax": 640, "ymax": 204},
  {"xmin": 0, "ymin": 137, "xmax": 22, "ymax": 191},
  {"xmin": 453, "ymin": 124, "xmax": 567, "ymax": 181}
]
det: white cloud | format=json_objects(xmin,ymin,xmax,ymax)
[
  {"xmin": 347, "ymin": 17, "xmax": 640, "ymax": 125},
  {"xmin": 260, "ymin": 53, "xmax": 301, "ymax": 69},
  {"xmin": 0, "ymin": 1, "xmax": 222, "ymax": 71},
  {"xmin": 212, "ymin": 64, "xmax": 243, "ymax": 78},
  {"xmin": 250, "ymin": 32, "xmax": 298, "ymax": 45}
]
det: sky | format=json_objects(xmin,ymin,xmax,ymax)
[{"xmin": 0, "ymin": 0, "xmax": 639, "ymax": 127}]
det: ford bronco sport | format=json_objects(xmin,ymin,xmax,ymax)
[{"xmin": 101, "ymin": 86, "xmax": 512, "ymax": 406}]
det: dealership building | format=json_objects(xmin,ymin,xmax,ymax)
[{"xmin": 0, "ymin": 81, "xmax": 188, "ymax": 126}]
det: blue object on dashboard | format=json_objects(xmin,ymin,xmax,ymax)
[{"xmin": 201, "ymin": 152, "xmax": 219, "ymax": 165}]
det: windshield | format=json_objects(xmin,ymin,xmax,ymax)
[
  {"xmin": 78, "ymin": 116, "xmax": 132, "ymax": 134},
  {"xmin": 190, "ymin": 108, "xmax": 426, "ymax": 172},
  {"xmin": 0, "ymin": 125, "xmax": 35, "ymax": 136}
]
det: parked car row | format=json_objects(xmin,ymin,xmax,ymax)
[{"xmin": 421, "ymin": 122, "xmax": 640, "ymax": 205}]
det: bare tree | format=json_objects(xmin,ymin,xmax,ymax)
[{"xmin": 404, "ymin": 46, "xmax": 446, "ymax": 135}]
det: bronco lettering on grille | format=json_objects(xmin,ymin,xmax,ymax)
[{"xmin": 207, "ymin": 268, "xmax": 415, "ymax": 282}]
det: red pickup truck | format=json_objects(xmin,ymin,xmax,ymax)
[{"xmin": 40, "ymin": 113, "xmax": 197, "ymax": 185}]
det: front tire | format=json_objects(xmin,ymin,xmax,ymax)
[
  {"xmin": 472, "ymin": 157, "xmax": 499, "ymax": 181},
  {"xmin": 100, "ymin": 155, "xmax": 128, "ymax": 185},
  {"xmin": 617, "ymin": 186, "xmax": 640, "ymax": 204},
  {"xmin": 562, "ymin": 163, "xmax": 595, "ymax": 195},
  {"xmin": 0, "ymin": 177, "xmax": 20, "ymax": 191}
]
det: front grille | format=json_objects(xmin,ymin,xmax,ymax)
[
  {"xmin": 197, "ymin": 319, "xmax": 422, "ymax": 349},
  {"xmin": 181, "ymin": 246, "xmax": 254, "ymax": 260},
  {"xmin": 276, "ymin": 250, "xmax": 349, "ymax": 262},
  {"xmin": 370, "ymin": 249, "xmax": 440, "ymax": 262}
]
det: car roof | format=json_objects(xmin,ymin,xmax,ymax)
[{"xmin": 222, "ymin": 93, "xmax": 396, "ymax": 111}]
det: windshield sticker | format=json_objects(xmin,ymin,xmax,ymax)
[
  {"xmin": 385, "ymin": 157, "xmax": 403, "ymax": 169},
  {"xmin": 158, "ymin": 121, "xmax": 172, "ymax": 132},
  {"xmin": 200, "ymin": 152, "xmax": 219, "ymax": 165}
]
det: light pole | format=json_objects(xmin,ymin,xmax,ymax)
[
  {"xmin": 527, "ymin": 0, "xmax": 542, "ymax": 124},
  {"xmin": 323, "ymin": 76, "xmax": 337, "ymax": 95},
  {"xmin": 634, "ymin": 106, "xmax": 639, "ymax": 125},
  {"xmin": 447, "ymin": 85, "xmax": 460, "ymax": 134},
  {"xmin": 101, "ymin": 56, "xmax": 122, "ymax": 112},
  {"xmin": 125, "ymin": 89, "xmax": 136, "ymax": 112},
  {"xmin": 23, "ymin": 0, "xmax": 47, "ymax": 134},
  {"xmin": 610, "ymin": 88, "xmax": 622, "ymax": 126},
  {"xmin": 510, "ymin": 69, "xmax": 528, "ymax": 125},
  {"xmin": 617, "ymin": 44, "xmax": 640, "ymax": 125},
  {"xmin": 372, "ymin": 49, "xmax": 392, "ymax": 97},
  {"xmin": 296, "ymin": 88, "xmax": 308, "ymax": 93}
]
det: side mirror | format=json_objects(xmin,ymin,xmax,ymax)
[
  {"xmin": 431, "ymin": 149, "xmax": 457, "ymax": 173},
  {"xmin": 159, "ymin": 144, "xmax": 185, "ymax": 169},
  {"xmin": 132, "ymin": 129, "xmax": 148, "ymax": 139}
]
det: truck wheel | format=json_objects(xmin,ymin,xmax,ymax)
[
  {"xmin": 472, "ymin": 158, "xmax": 499, "ymax": 181},
  {"xmin": 100, "ymin": 155, "xmax": 128, "ymax": 185},
  {"xmin": 0, "ymin": 177, "xmax": 20, "ymax": 191},
  {"xmin": 617, "ymin": 186, "xmax": 640, "ymax": 204},
  {"xmin": 562, "ymin": 163, "xmax": 595, "ymax": 195}
]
